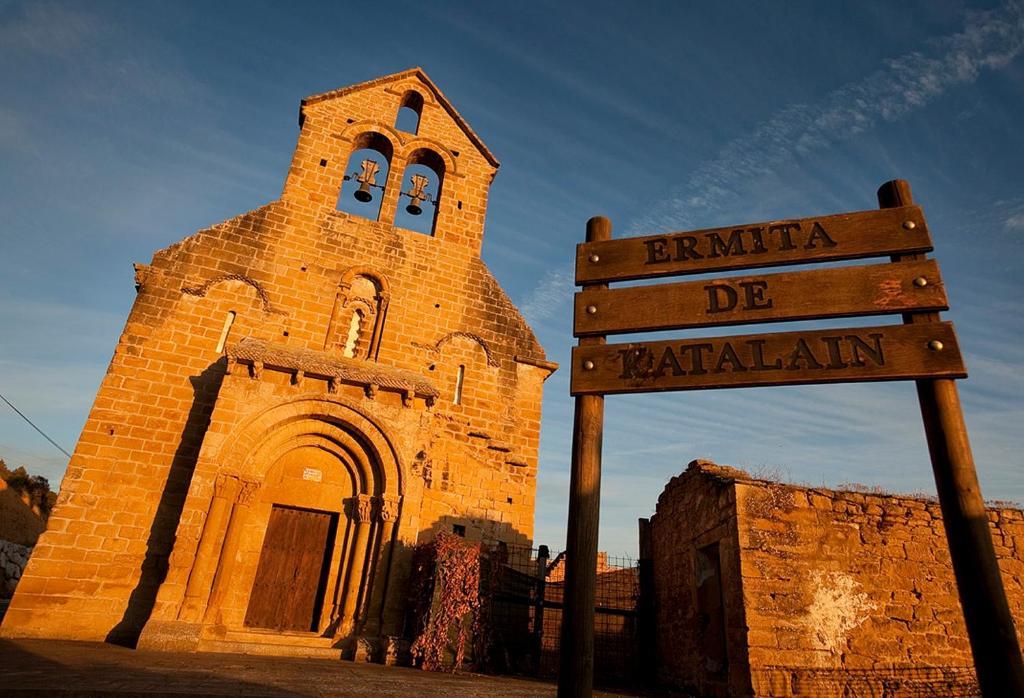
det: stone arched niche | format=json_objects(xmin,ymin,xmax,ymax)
[{"xmin": 325, "ymin": 268, "xmax": 390, "ymax": 361}]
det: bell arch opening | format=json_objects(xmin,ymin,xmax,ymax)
[
  {"xmin": 393, "ymin": 147, "xmax": 446, "ymax": 235},
  {"xmin": 395, "ymin": 90, "xmax": 424, "ymax": 134},
  {"xmin": 337, "ymin": 131, "xmax": 395, "ymax": 222}
]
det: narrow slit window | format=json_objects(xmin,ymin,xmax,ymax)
[
  {"xmin": 453, "ymin": 364, "xmax": 465, "ymax": 405},
  {"xmin": 215, "ymin": 311, "xmax": 236, "ymax": 353},
  {"xmin": 343, "ymin": 310, "xmax": 364, "ymax": 358}
]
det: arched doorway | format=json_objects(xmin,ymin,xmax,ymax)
[
  {"xmin": 200, "ymin": 398, "xmax": 404, "ymax": 641},
  {"xmin": 243, "ymin": 445, "xmax": 350, "ymax": 633}
]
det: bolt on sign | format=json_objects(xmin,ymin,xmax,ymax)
[{"xmin": 558, "ymin": 181, "xmax": 1024, "ymax": 698}]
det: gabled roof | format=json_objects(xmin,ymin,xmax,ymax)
[{"xmin": 301, "ymin": 67, "xmax": 499, "ymax": 168}]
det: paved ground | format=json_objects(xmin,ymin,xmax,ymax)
[{"xmin": 0, "ymin": 640, "xmax": 645, "ymax": 697}]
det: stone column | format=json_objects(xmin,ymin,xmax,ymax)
[
  {"xmin": 337, "ymin": 493, "xmax": 374, "ymax": 638},
  {"xmin": 178, "ymin": 474, "xmax": 240, "ymax": 622},
  {"xmin": 327, "ymin": 515, "xmax": 355, "ymax": 631},
  {"xmin": 377, "ymin": 162, "xmax": 404, "ymax": 226},
  {"xmin": 202, "ymin": 478, "xmax": 260, "ymax": 627},
  {"xmin": 361, "ymin": 495, "xmax": 401, "ymax": 639}
]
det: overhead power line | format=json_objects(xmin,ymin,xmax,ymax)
[{"xmin": 0, "ymin": 391, "xmax": 72, "ymax": 460}]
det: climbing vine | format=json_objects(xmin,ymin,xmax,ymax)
[{"xmin": 409, "ymin": 533, "xmax": 483, "ymax": 671}]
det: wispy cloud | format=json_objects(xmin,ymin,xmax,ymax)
[
  {"xmin": 0, "ymin": 107, "xmax": 33, "ymax": 155},
  {"xmin": 0, "ymin": 2, "xmax": 100, "ymax": 57},
  {"xmin": 520, "ymin": 266, "xmax": 574, "ymax": 326},
  {"xmin": 0, "ymin": 2, "xmax": 202, "ymax": 106},
  {"xmin": 633, "ymin": 1, "xmax": 1024, "ymax": 232}
]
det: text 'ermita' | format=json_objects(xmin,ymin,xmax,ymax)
[{"xmin": 643, "ymin": 222, "xmax": 837, "ymax": 265}]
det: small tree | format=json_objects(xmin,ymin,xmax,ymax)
[{"xmin": 0, "ymin": 459, "xmax": 56, "ymax": 517}]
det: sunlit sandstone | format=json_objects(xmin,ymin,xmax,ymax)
[{"xmin": 0, "ymin": 69, "xmax": 556, "ymax": 662}]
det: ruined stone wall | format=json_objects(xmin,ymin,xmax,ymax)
[
  {"xmin": 648, "ymin": 461, "xmax": 753, "ymax": 697},
  {"xmin": 650, "ymin": 462, "xmax": 1024, "ymax": 697},
  {"xmin": 1, "ymin": 70, "xmax": 552, "ymax": 646},
  {"xmin": 737, "ymin": 478, "xmax": 1024, "ymax": 697}
]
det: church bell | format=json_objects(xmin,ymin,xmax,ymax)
[
  {"xmin": 403, "ymin": 174, "xmax": 430, "ymax": 216},
  {"xmin": 351, "ymin": 159, "xmax": 381, "ymax": 203}
]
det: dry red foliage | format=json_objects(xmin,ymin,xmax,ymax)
[{"xmin": 409, "ymin": 533, "xmax": 482, "ymax": 671}]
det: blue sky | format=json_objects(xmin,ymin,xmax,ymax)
[{"xmin": 1, "ymin": 1, "xmax": 1022, "ymax": 555}]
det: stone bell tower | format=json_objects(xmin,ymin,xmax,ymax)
[{"xmin": 2, "ymin": 68, "xmax": 556, "ymax": 660}]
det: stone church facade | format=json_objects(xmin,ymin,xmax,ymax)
[{"xmin": 1, "ymin": 69, "xmax": 555, "ymax": 660}]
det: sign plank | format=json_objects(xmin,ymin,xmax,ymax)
[
  {"xmin": 570, "ymin": 321, "xmax": 965, "ymax": 396},
  {"xmin": 575, "ymin": 205, "xmax": 931, "ymax": 284},
  {"xmin": 574, "ymin": 259, "xmax": 947, "ymax": 336}
]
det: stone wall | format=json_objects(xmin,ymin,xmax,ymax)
[
  {"xmin": 737, "ymin": 476, "xmax": 1023, "ymax": 697},
  {"xmin": 0, "ymin": 540, "xmax": 32, "ymax": 598},
  {"xmin": 648, "ymin": 460, "xmax": 1024, "ymax": 697}
]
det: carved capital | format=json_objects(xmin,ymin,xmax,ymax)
[
  {"xmin": 214, "ymin": 473, "xmax": 240, "ymax": 499},
  {"xmin": 237, "ymin": 479, "xmax": 260, "ymax": 506},
  {"xmin": 355, "ymin": 493, "xmax": 374, "ymax": 523},
  {"xmin": 379, "ymin": 495, "xmax": 401, "ymax": 523}
]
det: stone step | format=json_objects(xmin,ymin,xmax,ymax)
[
  {"xmin": 198, "ymin": 629, "xmax": 344, "ymax": 659},
  {"xmin": 197, "ymin": 637, "xmax": 345, "ymax": 659},
  {"xmin": 219, "ymin": 628, "xmax": 337, "ymax": 647}
]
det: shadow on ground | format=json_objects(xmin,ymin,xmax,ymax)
[{"xmin": 0, "ymin": 639, "xmax": 651, "ymax": 697}]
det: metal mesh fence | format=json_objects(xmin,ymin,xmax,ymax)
[{"xmin": 477, "ymin": 543, "xmax": 640, "ymax": 683}]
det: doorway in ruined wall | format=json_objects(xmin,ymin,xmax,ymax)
[
  {"xmin": 245, "ymin": 505, "xmax": 338, "ymax": 632},
  {"xmin": 696, "ymin": 543, "xmax": 728, "ymax": 682}
]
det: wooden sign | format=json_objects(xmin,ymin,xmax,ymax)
[
  {"xmin": 570, "ymin": 321, "xmax": 965, "ymax": 395},
  {"xmin": 575, "ymin": 259, "xmax": 947, "ymax": 336},
  {"xmin": 575, "ymin": 205, "xmax": 931, "ymax": 284},
  {"xmin": 560, "ymin": 184, "xmax": 1024, "ymax": 698}
]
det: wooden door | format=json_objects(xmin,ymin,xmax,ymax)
[{"xmin": 245, "ymin": 505, "xmax": 336, "ymax": 632}]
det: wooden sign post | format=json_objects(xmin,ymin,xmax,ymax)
[
  {"xmin": 877, "ymin": 180, "xmax": 1024, "ymax": 698},
  {"xmin": 559, "ymin": 216, "xmax": 609, "ymax": 698},
  {"xmin": 557, "ymin": 181, "xmax": 1024, "ymax": 697}
]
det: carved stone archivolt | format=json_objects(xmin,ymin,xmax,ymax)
[
  {"xmin": 423, "ymin": 331, "xmax": 499, "ymax": 367},
  {"xmin": 181, "ymin": 273, "xmax": 279, "ymax": 314}
]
